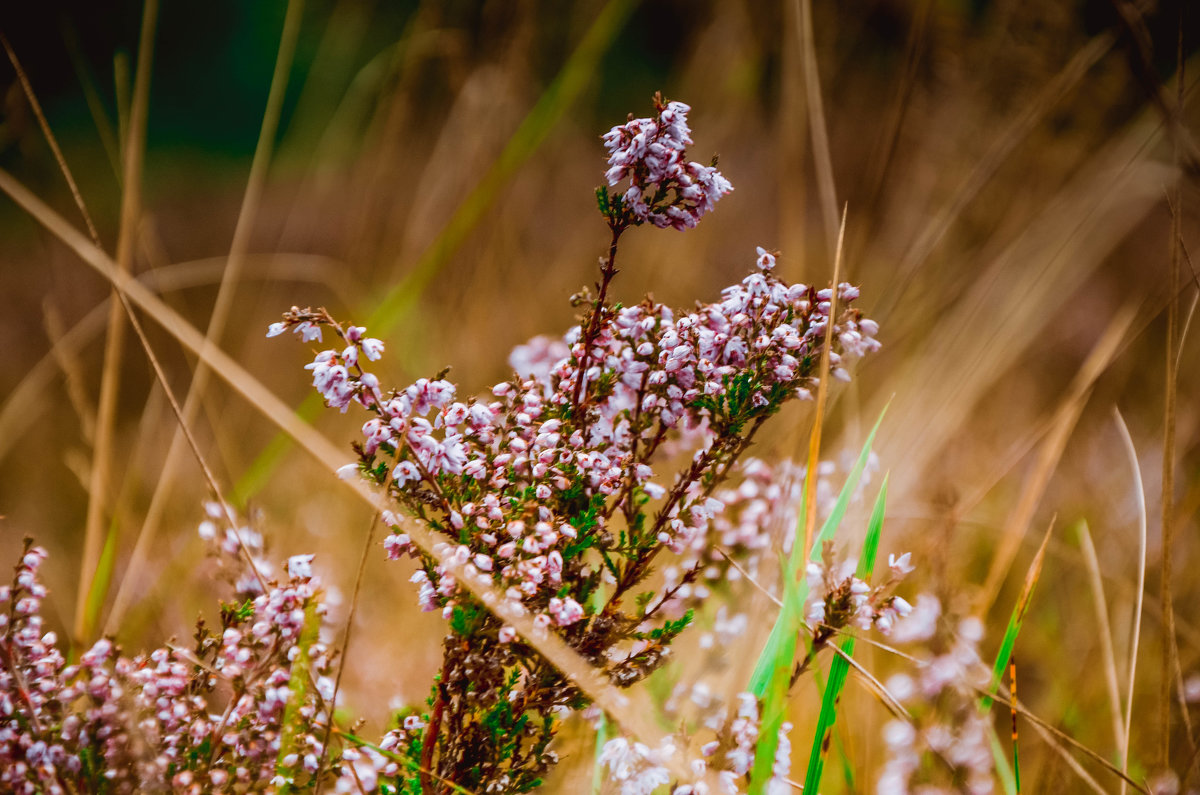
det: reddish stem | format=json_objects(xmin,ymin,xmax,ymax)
[
  {"xmin": 570, "ymin": 224, "xmax": 624, "ymax": 420},
  {"xmin": 420, "ymin": 683, "xmax": 446, "ymax": 794}
]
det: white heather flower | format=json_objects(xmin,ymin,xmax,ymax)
[
  {"xmin": 287, "ymin": 555, "xmax": 315, "ymax": 581},
  {"xmin": 393, "ymin": 461, "xmax": 420, "ymax": 485},
  {"xmin": 888, "ymin": 552, "xmax": 915, "ymax": 575},
  {"xmin": 360, "ymin": 337, "xmax": 385, "ymax": 361},
  {"xmin": 295, "ymin": 321, "xmax": 322, "ymax": 342},
  {"xmin": 755, "ymin": 246, "xmax": 776, "ymax": 271},
  {"xmin": 890, "ymin": 594, "xmax": 940, "ymax": 643},
  {"xmin": 266, "ymin": 322, "xmax": 287, "ymax": 337}
]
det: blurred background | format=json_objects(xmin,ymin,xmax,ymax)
[{"xmin": 1, "ymin": 0, "xmax": 1198, "ymax": 790}]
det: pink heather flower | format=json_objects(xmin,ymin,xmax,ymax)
[
  {"xmin": 384, "ymin": 534, "xmax": 411, "ymax": 560},
  {"xmin": 602, "ymin": 98, "xmax": 732, "ymax": 230},
  {"xmin": 498, "ymin": 626, "xmax": 517, "ymax": 644},
  {"xmin": 548, "ymin": 597, "xmax": 585, "ymax": 627}
]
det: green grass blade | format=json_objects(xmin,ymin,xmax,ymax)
[
  {"xmin": 801, "ymin": 475, "xmax": 888, "ymax": 794},
  {"xmin": 835, "ymin": 727, "xmax": 856, "ymax": 792},
  {"xmin": 980, "ymin": 519, "xmax": 1051, "ymax": 794},
  {"xmin": 77, "ymin": 517, "xmax": 119, "ymax": 652},
  {"xmin": 989, "ymin": 720, "xmax": 1019, "ymax": 795},
  {"xmin": 592, "ymin": 712, "xmax": 609, "ymax": 795},
  {"xmin": 855, "ymin": 473, "xmax": 888, "ymax": 581},
  {"xmin": 981, "ymin": 520, "xmax": 1052, "ymax": 710},
  {"xmin": 746, "ymin": 410, "xmax": 888, "ymax": 795},
  {"xmin": 231, "ymin": 0, "xmax": 636, "ymax": 507},
  {"xmin": 1014, "ymin": 729, "xmax": 1022, "ymax": 793}
]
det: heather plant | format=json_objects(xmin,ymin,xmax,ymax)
[
  {"xmin": 265, "ymin": 95, "xmax": 884, "ymax": 792},
  {"xmin": 0, "ymin": 534, "xmax": 362, "ymax": 794}
]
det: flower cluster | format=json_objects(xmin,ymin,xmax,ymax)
[
  {"xmin": 268, "ymin": 317, "xmax": 385, "ymax": 413},
  {"xmin": 804, "ymin": 546, "xmax": 915, "ymax": 635},
  {"xmin": 601, "ymin": 94, "xmax": 732, "ymax": 230},
  {"xmin": 878, "ymin": 613, "xmax": 996, "ymax": 795},
  {"xmin": 599, "ymin": 691, "xmax": 793, "ymax": 795},
  {"xmin": 0, "ymin": 545, "xmax": 77, "ymax": 795},
  {"xmin": 0, "ymin": 535, "xmax": 399, "ymax": 794},
  {"xmin": 273, "ymin": 244, "xmax": 877, "ymax": 647}
]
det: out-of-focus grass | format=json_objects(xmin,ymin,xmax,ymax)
[{"xmin": 0, "ymin": 0, "xmax": 1198, "ymax": 790}]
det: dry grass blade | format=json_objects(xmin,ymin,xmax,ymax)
[
  {"xmin": 1028, "ymin": 720, "xmax": 1109, "ymax": 795},
  {"xmin": 1076, "ymin": 520, "xmax": 1125, "ymax": 753},
  {"xmin": 313, "ymin": 511, "xmax": 379, "ymax": 794},
  {"xmin": 802, "ymin": 205, "xmax": 846, "ymax": 556},
  {"xmin": 0, "ymin": 167, "xmax": 706, "ymax": 788},
  {"xmin": 1112, "ymin": 407, "xmax": 1148, "ymax": 795},
  {"xmin": 60, "ymin": 19, "xmax": 121, "ymax": 181},
  {"xmin": 873, "ymin": 87, "xmax": 1178, "ymax": 534},
  {"xmin": 794, "ymin": 0, "xmax": 839, "ymax": 259},
  {"xmin": 0, "ymin": 31, "xmax": 102, "ymax": 243},
  {"xmin": 860, "ymin": 0, "xmax": 932, "ymax": 221},
  {"xmin": 0, "ymin": 255, "xmax": 344, "ymax": 467},
  {"xmin": 74, "ymin": 0, "xmax": 157, "ymax": 648},
  {"xmin": 4, "ymin": 0, "xmax": 276, "ymax": 628},
  {"xmin": 827, "ymin": 641, "xmax": 911, "ymax": 722},
  {"xmin": 978, "ymin": 687, "xmax": 1151, "ymax": 794},
  {"xmin": 6, "ymin": 1, "xmax": 262, "ymax": 641},
  {"xmin": 1159, "ymin": 24, "xmax": 1183, "ymax": 764},
  {"xmin": 42, "ymin": 301, "xmax": 96, "ymax": 445},
  {"xmin": 116, "ymin": 0, "xmax": 304, "ymax": 633},
  {"xmin": 975, "ymin": 306, "xmax": 1134, "ymax": 615},
  {"xmin": 877, "ymin": 31, "xmax": 1116, "ymax": 321}
]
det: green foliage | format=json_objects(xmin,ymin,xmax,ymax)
[
  {"xmin": 450, "ymin": 603, "xmax": 485, "ymax": 637},
  {"xmin": 802, "ymin": 475, "xmax": 888, "ymax": 794},
  {"xmin": 634, "ymin": 610, "xmax": 694, "ymax": 642},
  {"xmin": 747, "ymin": 408, "xmax": 887, "ymax": 795}
]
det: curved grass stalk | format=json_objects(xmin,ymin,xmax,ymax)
[{"xmin": 1112, "ymin": 408, "xmax": 1147, "ymax": 795}]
